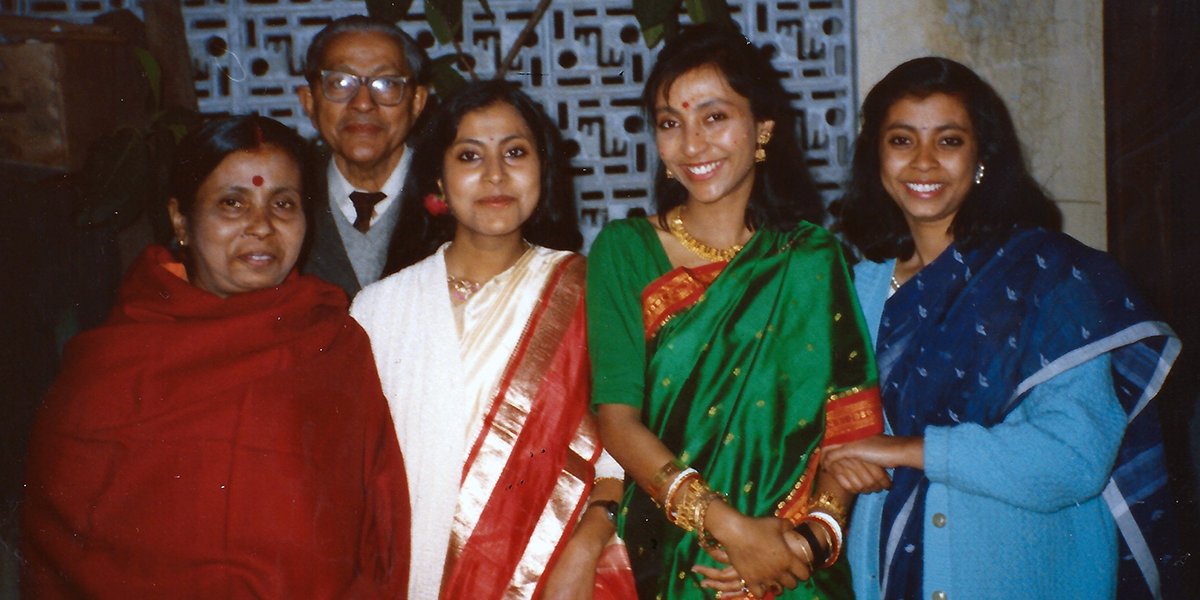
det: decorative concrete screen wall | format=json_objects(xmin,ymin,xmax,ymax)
[{"xmin": 9, "ymin": 0, "xmax": 856, "ymax": 247}]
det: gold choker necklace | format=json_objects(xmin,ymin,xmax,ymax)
[{"xmin": 668, "ymin": 208, "xmax": 744, "ymax": 263}]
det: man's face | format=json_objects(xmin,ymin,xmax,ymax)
[{"xmin": 299, "ymin": 31, "xmax": 428, "ymax": 183}]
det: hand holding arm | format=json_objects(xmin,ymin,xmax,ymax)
[
  {"xmin": 821, "ymin": 455, "xmax": 892, "ymax": 494},
  {"xmin": 823, "ymin": 435, "xmax": 925, "ymax": 471}
]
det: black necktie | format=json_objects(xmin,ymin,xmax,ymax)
[{"xmin": 349, "ymin": 191, "xmax": 386, "ymax": 233}]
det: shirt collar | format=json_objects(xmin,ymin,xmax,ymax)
[{"xmin": 328, "ymin": 148, "xmax": 412, "ymax": 226}]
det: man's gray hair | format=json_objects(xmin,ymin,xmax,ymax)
[{"xmin": 303, "ymin": 15, "xmax": 430, "ymax": 86}]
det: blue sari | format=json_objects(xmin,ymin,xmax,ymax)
[{"xmin": 876, "ymin": 228, "xmax": 1180, "ymax": 600}]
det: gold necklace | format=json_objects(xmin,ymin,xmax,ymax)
[
  {"xmin": 446, "ymin": 275, "xmax": 483, "ymax": 302},
  {"xmin": 668, "ymin": 207, "xmax": 744, "ymax": 263}
]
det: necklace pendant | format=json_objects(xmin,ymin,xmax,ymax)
[{"xmin": 447, "ymin": 275, "xmax": 483, "ymax": 302}]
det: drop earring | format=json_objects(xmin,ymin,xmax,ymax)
[
  {"xmin": 974, "ymin": 163, "xmax": 986, "ymax": 185},
  {"xmin": 755, "ymin": 131, "xmax": 771, "ymax": 163}
]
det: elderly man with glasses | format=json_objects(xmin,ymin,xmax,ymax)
[{"xmin": 298, "ymin": 15, "xmax": 430, "ymax": 298}]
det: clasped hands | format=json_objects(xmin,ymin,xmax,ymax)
[
  {"xmin": 692, "ymin": 502, "xmax": 818, "ymax": 599},
  {"xmin": 695, "ymin": 435, "xmax": 918, "ymax": 597}
]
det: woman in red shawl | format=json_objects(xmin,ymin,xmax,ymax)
[{"xmin": 21, "ymin": 115, "xmax": 410, "ymax": 598}]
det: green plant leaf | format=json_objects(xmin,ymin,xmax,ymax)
[
  {"xmin": 76, "ymin": 128, "xmax": 150, "ymax": 230},
  {"xmin": 634, "ymin": 0, "xmax": 679, "ymax": 28},
  {"xmin": 429, "ymin": 54, "xmax": 469, "ymax": 97},
  {"xmin": 633, "ymin": 0, "xmax": 680, "ymax": 47},
  {"xmin": 157, "ymin": 106, "xmax": 202, "ymax": 140},
  {"xmin": 684, "ymin": 0, "xmax": 731, "ymax": 25},
  {"xmin": 365, "ymin": 0, "xmax": 415, "ymax": 21},
  {"xmin": 134, "ymin": 47, "xmax": 161, "ymax": 111},
  {"xmin": 642, "ymin": 23, "xmax": 665, "ymax": 48},
  {"xmin": 425, "ymin": 0, "xmax": 463, "ymax": 44}
]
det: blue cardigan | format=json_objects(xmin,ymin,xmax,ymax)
[{"xmin": 847, "ymin": 258, "xmax": 1123, "ymax": 600}]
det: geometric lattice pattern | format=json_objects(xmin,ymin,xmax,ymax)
[{"xmin": 10, "ymin": 0, "xmax": 856, "ymax": 247}]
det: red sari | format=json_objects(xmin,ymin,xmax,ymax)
[
  {"xmin": 21, "ymin": 245, "xmax": 410, "ymax": 599},
  {"xmin": 438, "ymin": 254, "xmax": 636, "ymax": 599}
]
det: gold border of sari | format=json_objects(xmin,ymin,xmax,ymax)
[{"xmin": 443, "ymin": 256, "xmax": 600, "ymax": 599}]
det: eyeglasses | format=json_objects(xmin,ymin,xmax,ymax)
[{"xmin": 318, "ymin": 70, "xmax": 409, "ymax": 106}]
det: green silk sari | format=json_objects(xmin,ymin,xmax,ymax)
[{"xmin": 588, "ymin": 219, "xmax": 879, "ymax": 599}]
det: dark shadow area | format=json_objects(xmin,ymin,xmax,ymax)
[
  {"xmin": 0, "ymin": 164, "xmax": 124, "ymax": 595},
  {"xmin": 1106, "ymin": 0, "xmax": 1200, "ymax": 591}
]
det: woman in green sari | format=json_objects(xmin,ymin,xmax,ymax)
[{"xmin": 588, "ymin": 24, "xmax": 886, "ymax": 600}]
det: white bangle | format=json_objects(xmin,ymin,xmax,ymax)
[
  {"xmin": 806, "ymin": 510, "xmax": 843, "ymax": 551},
  {"xmin": 664, "ymin": 467, "xmax": 698, "ymax": 505}
]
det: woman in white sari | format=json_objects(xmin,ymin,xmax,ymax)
[{"xmin": 351, "ymin": 80, "xmax": 632, "ymax": 599}]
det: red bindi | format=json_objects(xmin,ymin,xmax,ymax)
[
  {"xmin": 251, "ymin": 175, "xmax": 264, "ymax": 187},
  {"xmin": 682, "ymin": 101, "xmax": 689, "ymax": 109}
]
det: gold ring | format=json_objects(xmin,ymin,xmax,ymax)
[{"xmin": 740, "ymin": 580, "xmax": 755, "ymax": 598}]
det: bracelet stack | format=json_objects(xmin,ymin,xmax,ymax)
[
  {"xmin": 670, "ymin": 476, "xmax": 724, "ymax": 533},
  {"xmin": 648, "ymin": 458, "xmax": 725, "ymax": 548},
  {"xmin": 807, "ymin": 491, "xmax": 848, "ymax": 530},
  {"xmin": 648, "ymin": 459, "xmax": 687, "ymax": 504},
  {"xmin": 794, "ymin": 521, "xmax": 828, "ymax": 566},
  {"xmin": 800, "ymin": 511, "xmax": 843, "ymax": 569},
  {"xmin": 795, "ymin": 491, "xmax": 848, "ymax": 569}
]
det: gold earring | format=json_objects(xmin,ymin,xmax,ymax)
[
  {"xmin": 755, "ymin": 131, "xmax": 771, "ymax": 163},
  {"xmin": 665, "ymin": 169, "xmax": 675, "ymax": 180}
]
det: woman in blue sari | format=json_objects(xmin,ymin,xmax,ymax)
[{"xmin": 830, "ymin": 57, "xmax": 1181, "ymax": 600}]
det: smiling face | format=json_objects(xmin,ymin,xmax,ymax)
[
  {"xmin": 653, "ymin": 64, "xmax": 773, "ymax": 208},
  {"xmin": 169, "ymin": 146, "xmax": 306, "ymax": 297},
  {"xmin": 879, "ymin": 92, "xmax": 979, "ymax": 234},
  {"xmin": 298, "ymin": 31, "xmax": 428, "ymax": 186},
  {"xmin": 441, "ymin": 101, "xmax": 541, "ymax": 245}
]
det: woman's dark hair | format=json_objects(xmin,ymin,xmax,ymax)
[
  {"xmin": 835, "ymin": 56, "xmax": 1061, "ymax": 261},
  {"xmin": 169, "ymin": 115, "xmax": 314, "ymax": 250},
  {"xmin": 385, "ymin": 80, "xmax": 581, "ymax": 272},
  {"xmin": 643, "ymin": 23, "xmax": 824, "ymax": 231}
]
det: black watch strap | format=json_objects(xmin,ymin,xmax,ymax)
[{"xmin": 588, "ymin": 499, "xmax": 620, "ymax": 524}]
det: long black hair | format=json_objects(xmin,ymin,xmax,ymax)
[
  {"xmin": 835, "ymin": 56, "xmax": 1061, "ymax": 261},
  {"xmin": 385, "ymin": 80, "xmax": 581, "ymax": 272},
  {"xmin": 643, "ymin": 23, "xmax": 824, "ymax": 231}
]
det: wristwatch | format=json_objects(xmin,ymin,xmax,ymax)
[{"xmin": 588, "ymin": 499, "xmax": 620, "ymax": 524}]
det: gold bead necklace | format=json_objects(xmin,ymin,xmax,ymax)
[{"xmin": 668, "ymin": 207, "xmax": 744, "ymax": 263}]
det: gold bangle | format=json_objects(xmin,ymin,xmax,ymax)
[
  {"xmin": 802, "ymin": 512, "xmax": 843, "ymax": 569},
  {"xmin": 648, "ymin": 458, "xmax": 687, "ymax": 503},
  {"xmin": 806, "ymin": 491, "xmax": 848, "ymax": 530},
  {"xmin": 663, "ymin": 471, "xmax": 700, "ymax": 522},
  {"xmin": 672, "ymin": 477, "xmax": 724, "ymax": 533}
]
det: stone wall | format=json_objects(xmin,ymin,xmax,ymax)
[{"xmin": 856, "ymin": 0, "xmax": 1106, "ymax": 248}]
